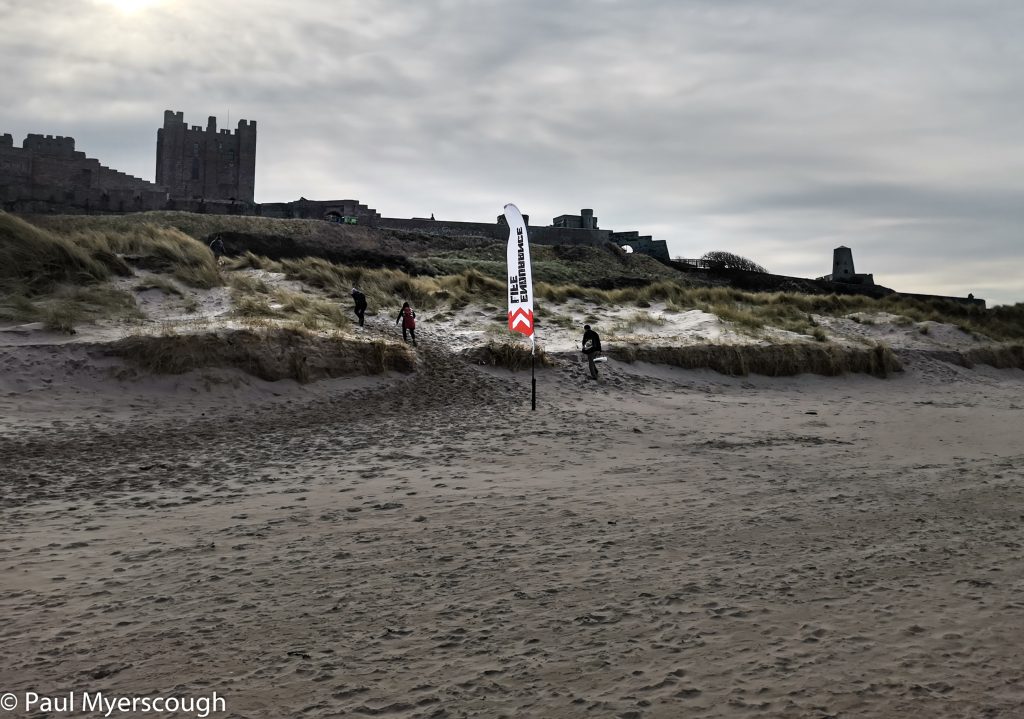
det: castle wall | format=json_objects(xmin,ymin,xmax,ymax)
[
  {"xmin": 0, "ymin": 138, "xmax": 32, "ymax": 200},
  {"xmin": 610, "ymin": 231, "xmax": 670, "ymax": 261},
  {"xmin": 530, "ymin": 226, "xmax": 612, "ymax": 247},
  {"xmin": 0, "ymin": 133, "xmax": 167, "ymax": 213}
]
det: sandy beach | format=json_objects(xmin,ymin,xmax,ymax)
[{"xmin": 2, "ymin": 336, "xmax": 1023, "ymax": 718}]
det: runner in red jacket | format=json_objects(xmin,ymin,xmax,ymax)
[{"xmin": 396, "ymin": 302, "xmax": 417, "ymax": 346}]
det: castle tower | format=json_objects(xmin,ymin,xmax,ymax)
[
  {"xmin": 832, "ymin": 246, "xmax": 855, "ymax": 280},
  {"xmin": 155, "ymin": 110, "xmax": 256, "ymax": 202}
]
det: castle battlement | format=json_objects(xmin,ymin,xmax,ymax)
[
  {"xmin": 161, "ymin": 110, "xmax": 255, "ymax": 139},
  {"xmin": 24, "ymin": 134, "xmax": 76, "ymax": 156}
]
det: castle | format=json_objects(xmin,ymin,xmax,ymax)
[
  {"xmin": 0, "ymin": 111, "xmax": 258, "ymax": 215},
  {"xmin": 0, "ymin": 112, "xmax": 987, "ymax": 305},
  {"xmin": 0, "ymin": 110, "xmax": 670, "ymax": 260}
]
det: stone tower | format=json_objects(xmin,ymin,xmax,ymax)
[
  {"xmin": 155, "ymin": 110, "xmax": 256, "ymax": 202},
  {"xmin": 832, "ymin": 246, "xmax": 856, "ymax": 280}
]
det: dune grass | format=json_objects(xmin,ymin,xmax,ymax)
[
  {"xmin": 0, "ymin": 211, "xmax": 234, "ymax": 332},
  {"xmin": 0, "ymin": 212, "xmax": 112, "ymax": 293},
  {"xmin": 609, "ymin": 311, "xmax": 670, "ymax": 335},
  {"xmin": 228, "ymin": 273, "xmax": 271, "ymax": 295},
  {"xmin": 67, "ymin": 225, "xmax": 221, "ymax": 289},
  {"xmin": 279, "ymin": 257, "xmax": 506, "ymax": 310},
  {"xmin": 109, "ymin": 326, "xmax": 413, "ymax": 382},
  {"xmin": 226, "ymin": 266, "xmax": 352, "ymax": 332},
  {"xmin": 1, "ymin": 211, "xmax": 223, "ymax": 331},
  {"xmin": 0, "ymin": 213, "xmax": 146, "ymax": 331},
  {"xmin": 962, "ymin": 344, "xmax": 1024, "ymax": 370},
  {"xmin": 227, "ymin": 251, "xmax": 284, "ymax": 273},
  {"xmin": 272, "ymin": 288, "xmax": 352, "ymax": 331},
  {"xmin": 463, "ymin": 339, "xmax": 552, "ymax": 370},
  {"xmin": 611, "ymin": 341, "xmax": 902, "ymax": 378},
  {"xmin": 2, "ymin": 212, "xmax": 220, "ymax": 289},
  {"xmin": 135, "ymin": 276, "xmax": 184, "ymax": 296},
  {"xmin": 31, "ymin": 211, "xmax": 339, "ymax": 245},
  {"xmin": 0, "ymin": 283, "xmax": 141, "ymax": 332}
]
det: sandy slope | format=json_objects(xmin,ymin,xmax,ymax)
[{"xmin": 2, "ymin": 325, "xmax": 1024, "ymax": 718}]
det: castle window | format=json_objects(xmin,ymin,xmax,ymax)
[
  {"xmin": 193, "ymin": 142, "xmax": 200, "ymax": 157},
  {"xmin": 191, "ymin": 158, "xmax": 200, "ymax": 180}
]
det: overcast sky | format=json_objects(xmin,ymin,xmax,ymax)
[{"xmin": 2, "ymin": 0, "xmax": 1022, "ymax": 304}]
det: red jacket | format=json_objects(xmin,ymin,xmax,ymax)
[{"xmin": 398, "ymin": 306, "xmax": 416, "ymax": 329}]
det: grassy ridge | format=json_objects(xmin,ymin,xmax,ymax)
[
  {"xmin": 426, "ymin": 243, "xmax": 686, "ymax": 287},
  {"xmin": 30, "ymin": 211, "xmax": 342, "ymax": 244},
  {"xmin": 242, "ymin": 254, "xmax": 1024, "ymax": 341},
  {"xmin": 4, "ymin": 212, "xmax": 1023, "ymax": 343}
]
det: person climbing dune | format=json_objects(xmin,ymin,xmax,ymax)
[
  {"xmin": 581, "ymin": 324, "xmax": 602, "ymax": 379},
  {"xmin": 396, "ymin": 301, "xmax": 417, "ymax": 346},
  {"xmin": 351, "ymin": 287, "xmax": 367, "ymax": 327}
]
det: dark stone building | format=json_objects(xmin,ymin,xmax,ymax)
[
  {"xmin": 258, "ymin": 198, "xmax": 381, "ymax": 222},
  {"xmin": 817, "ymin": 246, "xmax": 875, "ymax": 285},
  {"xmin": 553, "ymin": 208, "xmax": 598, "ymax": 229},
  {"xmin": 0, "ymin": 132, "xmax": 167, "ymax": 213},
  {"xmin": 156, "ymin": 110, "xmax": 256, "ymax": 202}
]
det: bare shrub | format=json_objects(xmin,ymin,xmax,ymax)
[
  {"xmin": 227, "ymin": 251, "xmax": 283, "ymax": 272},
  {"xmin": 464, "ymin": 341, "xmax": 551, "ymax": 370},
  {"xmin": 135, "ymin": 276, "xmax": 184, "ymax": 296},
  {"xmin": 228, "ymin": 274, "xmax": 271, "ymax": 294},
  {"xmin": 42, "ymin": 299, "xmax": 82, "ymax": 333},
  {"xmin": 701, "ymin": 251, "xmax": 769, "ymax": 273}
]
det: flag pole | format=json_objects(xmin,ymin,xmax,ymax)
[
  {"xmin": 504, "ymin": 203, "xmax": 536, "ymax": 412},
  {"xmin": 531, "ymin": 338, "xmax": 537, "ymax": 411}
]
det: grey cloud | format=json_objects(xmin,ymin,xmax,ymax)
[
  {"xmin": 1, "ymin": 0, "xmax": 1022, "ymax": 304},
  {"xmin": 708, "ymin": 183, "xmax": 1024, "ymax": 226}
]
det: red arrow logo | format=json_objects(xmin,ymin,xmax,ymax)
[{"xmin": 508, "ymin": 307, "xmax": 534, "ymax": 336}]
